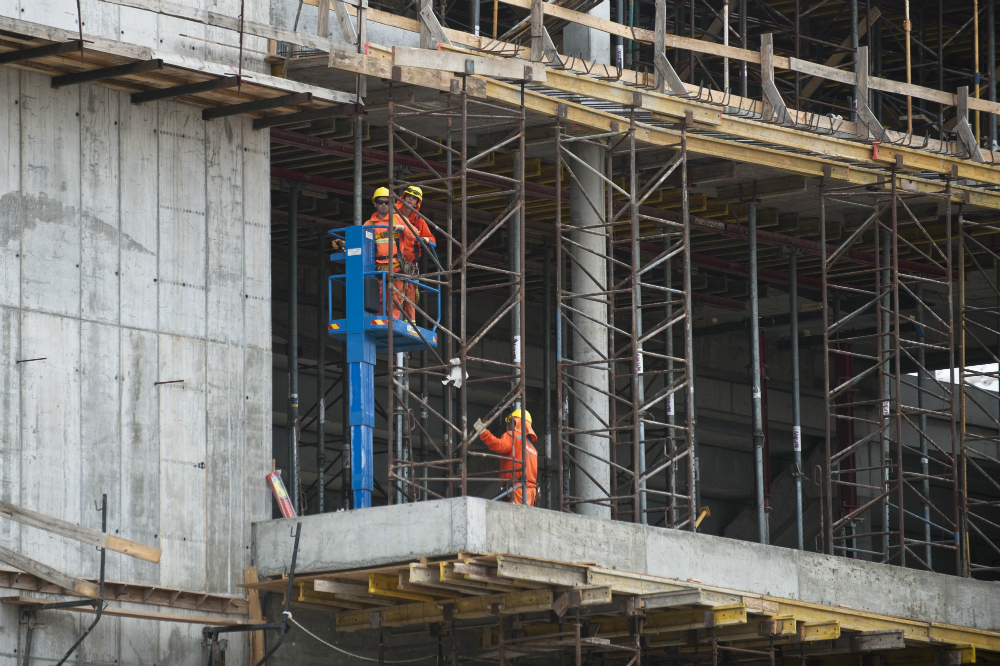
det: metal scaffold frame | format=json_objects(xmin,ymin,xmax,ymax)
[
  {"xmin": 383, "ymin": 80, "xmax": 532, "ymax": 505},
  {"xmin": 957, "ymin": 215, "xmax": 1000, "ymax": 577},
  {"xmin": 820, "ymin": 178, "xmax": 960, "ymax": 573},
  {"xmin": 554, "ymin": 113, "xmax": 697, "ymax": 528}
]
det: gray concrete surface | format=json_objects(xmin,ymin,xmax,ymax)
[
  {"xmin": 254, "ymin": 497, "xmax": 1000, "ymax": 630},
  {"xmin": 0, "ymin": 60, "xmax": 272, "ymax": 665}
]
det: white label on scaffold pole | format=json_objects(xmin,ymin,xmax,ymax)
[
  {"xmin": 513, "ymin": 335, "xmax": 522, "ymax": 363},
  {"xmin": 793, "ymin": 425, "xmax": 801, "ymax": 452},
  {"xmin": 666, "ymin": 393, "xmax": 675, "ymax": 416},
  {"xmin": 636, "ymin": 352, "xmax": 643, "ymax": 374},
  {"xmin": 883, "ymin": 400, "xmax": 890, "ymax": 416}
]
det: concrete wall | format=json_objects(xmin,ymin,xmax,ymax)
[
  {"xmin": 254, "ymin": 497, "xmax": 1000, "ymax": 630},
  {"xmin": 0, "ymin": 66, "xmax": 272, "ymax": 665}
]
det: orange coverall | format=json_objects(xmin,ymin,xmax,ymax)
[
  {"xmin": 479, "ymin": 417, "xmax": 538, "ymax": 506},
  {"xmin": 365, "ymin": 211, "xmax": 418, "ymax": 321},
  {"xmin": 395, "ymin": 201, "xmax": 437, "ymax": 254}
]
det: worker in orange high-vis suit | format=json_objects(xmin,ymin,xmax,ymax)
[
  {"xmin": 365, "ymin": 187, "xmax": 417, "ymax": 321},
  {"xmin": 395, "ymin": 185, "xmax": 437, "ymax": 258},
  {"xmin": 478, "ymin": 409, "xmax": 538, "ymax": 506}
]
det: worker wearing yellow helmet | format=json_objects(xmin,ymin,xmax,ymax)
[
  {"xmin": 478, "ymin": 408, "xmax": 538, "ymax": 506},
  {"xmin": 395, "ymin": 185, "xmax": 437, "ymax": 259},
  {"xmin": 365, "ymin": 186, "xmax": 416, "ymax": 321}
]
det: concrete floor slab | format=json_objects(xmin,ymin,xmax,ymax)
[{"xmin": 253, "ymin": 497, "xmax": 1000, "ymax": 630}]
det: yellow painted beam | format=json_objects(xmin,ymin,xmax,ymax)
[{"xmin": 368, "ymin": 573, "xmax": 437, "ymax": 602}]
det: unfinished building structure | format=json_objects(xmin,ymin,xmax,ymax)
[{"xmin": 1, "ymin": 0, "xmax": 1000, "ymax": 663}]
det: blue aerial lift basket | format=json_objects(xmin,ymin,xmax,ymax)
[{"xmin": 326, "ymin": 225, "xmax": 440, "ymax": 508}]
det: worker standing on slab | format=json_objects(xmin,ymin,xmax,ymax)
[
  {"xmin": 366, "ymin": 187, "xmax": 418, "ymax": 321},
  {"xmin": 479, "ymin": 409, "xmax": 538, "ymax": 506}
]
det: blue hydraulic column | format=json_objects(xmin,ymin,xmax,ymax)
[{"xmin": 328, "ymin": 226, "xmax": 439, "ymax": 510}]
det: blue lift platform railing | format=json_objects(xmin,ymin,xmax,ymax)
[{"xmin": 326, "ymin": 225, "xmax": 440, "ymax": 509}]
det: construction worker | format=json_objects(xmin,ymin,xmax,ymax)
[
  {"xmin": 365, "ymin": 187, "xmax": 417, "ymax": 321},
  {"xmin": 478, "ymin": 409, "xmax": 538, "ymax": 506},
  {"xmin": 395, "ymin": 185, "xmax": 437, "ymax": 258}
]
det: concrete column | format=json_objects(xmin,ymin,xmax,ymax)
[
  {"xmin": 563, "ymin": 0, "xmax": 610, "ymax": 64},
  {"xmin": 569, "ymin": 141, "xmax": 611, "ymax": 519}
]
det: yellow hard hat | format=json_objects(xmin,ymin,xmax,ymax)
[
  {"xmin": 404, "ymin": 185, "xmax": 423, "ymax": 202},
  {"xmin": 372, "ymin": 186, "xmax": 390, "ymax": 203},
  {"xmin": 506, "ymin": 409, "xmax": 532, "ymax": 424}
]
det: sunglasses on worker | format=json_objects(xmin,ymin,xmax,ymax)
[{"xmin": 375, "ymin": 198, "xmax": 390, "ymax": 205}]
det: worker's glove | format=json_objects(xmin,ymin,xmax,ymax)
[
  {"xmin": 473, "ymin": 418, "xmax": 487, "ymax": 438},
  {"xmin": 332, "ymin": 238, "xmax": 346, "ymax": 251}
]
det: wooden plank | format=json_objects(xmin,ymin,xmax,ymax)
[
  {"xmin": 244, "ymin": 566, "xmax": 266, "ymax": 665},
  {"xmin": 788, "ymin": 57, "xmax": 855, "ymax": 86},
  {"xmin": 1, "ymin": 596, "xmax": 254, "ymax": 626},
  {"xmin": 0, "ymin": 546, "xmax": 100, "ymax": 598},
  {"xmin": 393, "ymin": 46, "xmax": 546, "ymax": 82},
  {"xmin": 869, "ymin": 76, "xmax": 956, "ymax": 107},
  {"xmin": 800, "ymin": 10, "xmax": 879, "ymax": 100}
]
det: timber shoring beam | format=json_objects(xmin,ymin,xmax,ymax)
[
  {"xmin": 50, "ymin": 58, "xmax": 164, "ymax": 88},
  {"xmin": 0, "ymin": 40, "xmax": 83, "ymax": 65},
  {"xmin": 130, "ymin": 75, "xmax": 241, "ymax": 104},
  {"xmin": 203, "ymin": 92, "xmax": 313, "ymax": 120}
]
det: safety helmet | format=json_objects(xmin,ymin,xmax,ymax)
[
  {"xmin": 403, "ymin": 185, "xmax": 423, "ymax": 202},
  {"xmin": 506, "ymin": 409, "xmax": 532, "ymax": 424},
  {"xmin": 372, "ymin": 186, "xmax": 390, "ymax": 203}
]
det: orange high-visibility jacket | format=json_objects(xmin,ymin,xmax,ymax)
[
  {"xmin": 365, "ymin": 211, "xmax": 415, "ymax": 268},
  {"xmin": 479, "ymin": 418, "xmax": 538, "ymax": 492},
  {"xmin": 395, "ymin": 202, "xmax": 437, "ymax": 257}
]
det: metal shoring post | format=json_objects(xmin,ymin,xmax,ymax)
[
  {"xmin": 891, "ymin": 182, "xmax": 905, "ymax": 567},
  {"xmin": 790, "ymin": 247, "xmax": 804, "ymax": 550},
  {"xmin": 958, "ymin": 201, "xmax": 970, "ymax": 576},
  {"xmin": 666, "ymin": 248, "xmax": 676, "ymax": 526},
  {"xmin": 445, "ymin": 116, "xmax": 454, "ymax": 499},
  {"xmin": 515, "ymin": 80, "xmax": 528, "ymax": 507},
  {"xmin": 712, "ymin": 627, "xmax": 718, "ymax": 666},
  {"xmin": 519, "ymin": 84, "xmax": 528, "ymax": 508},
  {"xmin": 723, "ymin": 0, "xmax": 729, "ymax": 93},
  {"xmin": 990, "ymin": 0, "xmax": 997, "ymax": 147},
  {"xmin": 630, "ymin": 110, "xmax": 646, "ymax": 524},
  {"xmin": 460, "ymin": 77, "xmax": 469, "ymax": 498},
  {"xmin": 289, "ymin": 182, "xmax": 301, "ymax": 515},
  {"xmin": 821, "ymin": 181, "xmax": 834, "ymax": 555},
  {"xmin": 556, "ymin": 119, "xmax": 566, "ymax": 512},
  {"xmin": 794, "ymin": 0, "xmax": 800, "ymax": 108},
  {"xmin": 881, "ymin": 185, "xmax": 893, "ymax": 562},
  {"xmin": 575, "ymin": 612, "xmax": 582, "ymax": 666},
  {"xmin": 544, "ymin": 241, "xmax": 553, "ymax": 509},
  {"xmin": 317, "ymin": 234, "xmax": 327, "ymax": 513},
  {"xmin": 420, "ymin": 249, "xmax": 429, "ymax": 501},
  {"xmin": 850, "ymin": 0, "xmax": 859, "ymax": 120},
  {"xmin": 938, "ymin": 0, "xmax": 943, "ymax": 142},
  {"xmin": 917, "ymin": 282, "xmax": 931, "ymax": 567},
  {"xmin": 388, "ymin": 94, "xmax": 397, "ymax": 507},
  {"xmin": 749, "ymin": 202, "xmax": 768, "ymax": 544},
  {"xmin": 380, "ymin": 627, "xmax": 386, "ymax": 666},
  {"xmin": 681, "ymin": 133, "xmax": 698, "ymax": 529},
  {"xmin": 739, "ymin": 0, "xmax": 747, "ymax": 97}
]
